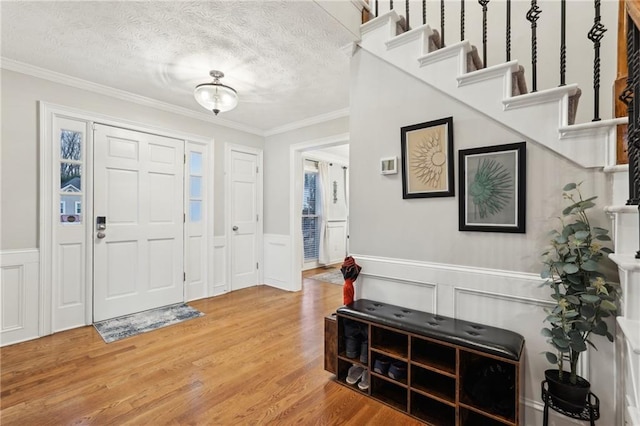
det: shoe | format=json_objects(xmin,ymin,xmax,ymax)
[
  {"xmin": 359, "ymin": 341, "xmax": 368, "ymax": 364},
  {"xmin": 373, "ymin": 357, "xmax": 390, "ymax": 375},
  {"xmin": 388, "ymin": 362, "xmax": 407, "ymax": 381},
  {"xmin": 346, "ymin": 365, "xmax": 365, "ymax": 385},
  {"xmin": 358, "ymin": 369, "xmax": 370, "ymax": 391},
  {"xmin": 345, "ymin": 337, "xmax": 360, "ymax": 359}
]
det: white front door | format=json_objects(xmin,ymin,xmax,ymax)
[
  {"xmin": 229, "ymin": 149, "xmax": 259, "ymax": 291},
  {"xmin": 93, "ymin": 124, "xmax": 184, "ymax": 322}
]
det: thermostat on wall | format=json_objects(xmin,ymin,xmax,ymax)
[{"xmin": 380, "ymin": 157, "xmax": 398, "ymax": 175}]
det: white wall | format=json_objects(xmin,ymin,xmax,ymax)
[
  {"xmin": 349, "ymin": 48, "xmax": 618, "ymax": 425},
  {"xmin": 0, "ymin": 69, "xmax": 264, "ymax": 250}
]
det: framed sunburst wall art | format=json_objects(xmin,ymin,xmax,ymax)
[
  {"xmin": 458, "ymin": 142, "xmax": 526, "ymax": 233},
  {"xmin": 400, "ymin": 117, "xmax": 454, "ymax": 199}
]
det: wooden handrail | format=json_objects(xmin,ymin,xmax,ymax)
[{"xmin": 626, "ymin": 0, "xmax": 640, "ymax": 30}]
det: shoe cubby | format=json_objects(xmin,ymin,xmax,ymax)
[
  {"xmin": 370, "ymin": 375, "xmax": 408, "ymax": 411},
  {"xmin": 410, "ymin": 391, "xmax": 455, "ymax": 426},
  {"xmin": 411, "ymin": 364, "xmax": 456, "ymax": 404},
  {"xmin": 411, "ymin": 336, "xmax": 456, "ymax": 375},
  {"xmin": 336, "ymin": 358, "xmax": 368, "ymax": 395},
  {"xmin": 371, "ymin": 325, "xmax": 408, "ymax": 359},
  {"xmin": 333, "ymin": 308, "xmax": 523, "ymax": 425},
  {"xmin": 459, "ymin": 350, "xmax": 517, "ymax": 424},
  {"xmin": 336, "ymin": 316, "xmax": 369, "ymax": 366}
]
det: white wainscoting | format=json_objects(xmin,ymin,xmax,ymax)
[
  {"xmin": 351, "ymin": 253, "xmax": 617, "ymax": 426},
  {"xmin": 263, "ymin": 234, "xmax": 293, "ymax": 291},
  {"xmin": 212, "ymin": 237, "xmax": 227, "ymax": 296},
  {"xmin": 1, "ymin": 249, "xmax": 40, "ymax": 346}
]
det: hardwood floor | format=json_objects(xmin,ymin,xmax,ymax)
[{"xmin": 0, "ymin": 278, "xmax": 422, "ymax": 425}]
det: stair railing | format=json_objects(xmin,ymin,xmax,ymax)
[
  {"xmin": 365, "ymin": 0, "xmax": 612, "ymax": 124},
  {"xmin": 622, "ymin": 0, "xmax": 640, "ymax": 257}
]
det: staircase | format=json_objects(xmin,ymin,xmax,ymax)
[
  {"xmin": 358, "ymin": 10, "xmax": 625, "ymax": 169},
  {"xmin": 355, "ymin": 9, "xmax": 640, "ymax": 424}
]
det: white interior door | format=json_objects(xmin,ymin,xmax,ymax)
[
  {"xmin": 230, "ymin": 149, "xmax": 259, "ymax": 291},
  {"xmin": 93, "ymin": 124, "xmax": 184, "ymax": 322}
]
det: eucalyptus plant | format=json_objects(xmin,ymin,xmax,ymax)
[{"xmin": 540, "ymin": 182, "xmax": 619, "ymax": 385}]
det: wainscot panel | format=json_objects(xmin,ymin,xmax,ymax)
[
  {"xmin": 263, "ymin": 234, "xmax": 292, "ymax": 291},
  {"xmin": 1, "ymin": 249, "xmax": 40, "ymax": 346}
]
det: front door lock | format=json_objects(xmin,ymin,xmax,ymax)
[{"xmin": 96, "ymin": 216, "xmax": 107, "ymax": 230}]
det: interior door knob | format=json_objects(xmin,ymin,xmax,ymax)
[{"xmin": 232, "ymin": 226, "xmax": 239, "ymax": 231}]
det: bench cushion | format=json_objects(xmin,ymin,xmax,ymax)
[{"xmin": 337, "ymin": 299, "xmax": 524, "ymax": 361}]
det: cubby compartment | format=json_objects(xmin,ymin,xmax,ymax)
[
  {"xmin": 411, "ymin": 337, "xmax": 456, "ymax": 375},
  {"xmin": 460, "ymin": 408, "xmax": 511, "ymax": 426},
  {"xmin": 411, "ymin": 364, "xmax": 455, "ymax": 404},
  {"xmin": 371, "ymin": 325, "xmax": 408, "ymax": 359},
  {"xmin": 336, "ymin": 317, "xmax": 369, "ymax": 363},
  {"xmin": 459, "ymin": 351, "xmax": 517, "ymax": 423},
  {"xmin": 336, "ymin": 358, "xmax": 368, "ymax": 394},
  {"xmin": 410, "ymin": 391, "xmax": 455, "ymax": 426},
  {"xmin": 371, "ymin": 375, "xmax": 408, "ymax": 411}
]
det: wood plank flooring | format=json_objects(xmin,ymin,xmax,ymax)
[{"xmin": 1, "ymin": 276, "xmax": 422, "ymax": 425}]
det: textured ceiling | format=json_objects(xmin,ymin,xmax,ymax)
[{"xmin": 1, "ymin": 1, "xmax": 356, "ymax": 133}]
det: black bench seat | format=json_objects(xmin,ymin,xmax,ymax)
[{"xmin": 337, "ymin": 299, "xmax": 524, "ymax": 361}]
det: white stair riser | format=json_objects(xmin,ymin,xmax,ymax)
[
  {"xmin": 608, "ymin": 210, "xmax": 640, "ymax": 255},
  {"xmin": 358, "ymin": 12, "xmax": 621, "ymax": 168}
]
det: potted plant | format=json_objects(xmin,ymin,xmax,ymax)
[{"xmin": 540, "ymin": 182, "xmax": 620, "ymax": 412}]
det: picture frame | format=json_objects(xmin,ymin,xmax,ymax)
[
  {"xmin": 401, "ymin": 117, "xmax": 454, "ymax": 198},
  {"xmin": 458, "ymin": 142, "xmax": 526, "ymax": 233},
  {"xmin": 380, "ymin": 157, "xmax": 398, "ymax": 175}
]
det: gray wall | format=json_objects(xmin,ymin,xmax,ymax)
[
  {"xmin": 1, "ymin": 69, "xmax": 263, "ymax": 249},
  {"xmin": 349, "ymin": 49, "xmax": 612, "ymax": 275},
  {"xmin": 263, "ymin": 116, "xmax": 349, "ymax": 235}
]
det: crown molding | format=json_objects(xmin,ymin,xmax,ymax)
[
  {"xmin": 0, "ymin": 57, "xmax": 265, "ymax": 136},
  {"xmin": 264, "ymin": 107, "xmax": 350, "ymax": 137}
]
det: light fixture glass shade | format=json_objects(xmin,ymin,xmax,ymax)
[{"xmin": 194, "ymin": 70, "xmax": 238, "ymax": 115}]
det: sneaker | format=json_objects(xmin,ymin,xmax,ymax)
[
  {"xmin": 346, "ymin": 365, "xmax": 365, "ymax": 385},
  {"xmin": 373, "ymin": 357, "xmax": 391, "ymax": 375},
  {"xmin": 358, "ymin": 369, "xmax": 370, "ymax": 391},
  {"xmin": 388, "ymin": 362, "xmax": 407, "ymax": 381}
]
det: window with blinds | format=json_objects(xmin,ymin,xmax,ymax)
[{"xmin": 302, "ymin": 160, "xmax": 320, "ymax": 262}]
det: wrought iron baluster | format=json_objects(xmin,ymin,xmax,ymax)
[
  {"xmin": 390, "ymin": 0, "xmax": 393, "ymax": 10},
  {"xmin": 626, "ymin": 13, "xmax": 640, "ymax": 257},
  {"xmin": 422, "ymin": 0, "xmax": 426, "ymax": 25},
  {"xmin": 376, "ymin": 0, "xmax": 379, "ymax": 17},
  {"xmin": 588, "ymin": 0, "xmax": 607, "ymax": 121},
  {"xmin": 560, "ymin": 0, "xmax": 566, "ymax": 86},
  {"xmin": 506, "ymin": 0, "xmax": 511, "ymax": 61},
  {"xmin": 526, "ymin": 0, "xmax": 542, "ymax": 92},
  {"xmin": 441, "ymin": 0, "xmax": 445, "ymax": 46},
  {"xmin": 479, "ymin": 0, "xmax": 490, "ymax": 67},
  {"xmin": 406, "ymin": 0, "xmax": 410, "ymax": 30},
  {"xmin": 461, "ymin": 0, "xmax": 465, "ymax": 41}
]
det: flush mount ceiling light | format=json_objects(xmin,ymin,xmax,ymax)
[{"xmin": 194, "ymin": 70, "xmax": 238, "ymax": 115}]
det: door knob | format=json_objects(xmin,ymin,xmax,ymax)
[
  {"xmin": 232, "ymin": 226, "xmax": 239, "ymax": 231},
  {"xmin": 97, "ymin": 231, "xmax": 106, "ymax": 239}
]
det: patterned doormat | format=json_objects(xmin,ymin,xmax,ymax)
[
  {"xmin": 94, "ymin": 303, "xmax": 204, "ymax": 343},
  {"xmin": 308, "ymin": 269, "xmax": 344, "ymax": 285}
]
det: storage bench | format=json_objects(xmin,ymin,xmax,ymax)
[{"xmin": 329, "ymin": 299, "xmax": 525, "ymax": 426}]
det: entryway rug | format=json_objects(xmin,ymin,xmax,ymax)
[
  {"xmin": 308, "ymin": 269, "xmax": 344, "ymax": 285},
  {"xmin": 94, "ymin": 303, "xmax": 204, "ymax": 343}
]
